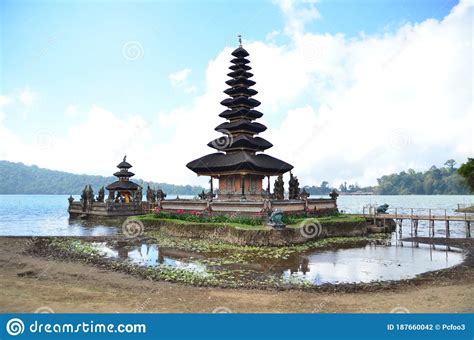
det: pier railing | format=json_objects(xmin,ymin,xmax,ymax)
[{"xmin": 362, "ymin": 205, "xmax": 472, "ymax": 238}]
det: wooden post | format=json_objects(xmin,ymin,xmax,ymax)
[
  {"xmin": 430, "ymin": 219, "xmax": 435, "ymax": 238},
  {"xmin": 414, "ymin": 219, "xmax": 418, "ymax": 236},
  {"xmin": 429, "ymin": 208, "xmax": 432, "ymax": 237},
  {"xmin": 267, "ymin": 176, "xmax": 270, "ymax": 193},
  {"xmin": 467, "ymin": 221, "xmax": 471, "ymax": 238},
  {"xmin": 241, "ymin": 175, "xmax": 245, "ymax": 198},
  {"xmin": 373, "ymin": 205, "xmax": 376, "ymax": 225},
  {"xmin": 445, "ymin": 220, "xmax": 450, "ymax": 238}
]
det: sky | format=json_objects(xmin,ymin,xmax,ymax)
[{"xmin": 0, "ymin": 0, "xmax": 472, "ymax": 188}]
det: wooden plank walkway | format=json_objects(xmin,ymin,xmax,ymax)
[
  {"xmin": 361, "ymin": 206, "xmax": 472, "ymax": 238},
  {"xmin": 371, "ymin": 213, "xmax": 474, "ymax": 222}
]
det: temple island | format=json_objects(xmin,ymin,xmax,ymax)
[{"xmin": 68, "ymin": 42, "xmax": 338, "ymax": 219}]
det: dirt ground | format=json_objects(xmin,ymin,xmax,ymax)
[{"xmin": 0, "ymin": 237, "xmax": 473, "ymax": 313}]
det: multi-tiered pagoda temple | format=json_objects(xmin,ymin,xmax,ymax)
[
  {"xmin": 187, "ymin": 42, "xmax": 293, "ymax": 200},
  {"xmin": 106, "ymin": 156, "xmax": 141, "ymax": 203}
]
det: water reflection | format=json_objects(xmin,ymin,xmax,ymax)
[{"xmin": 94, "ymin": 238, "xmax": 464, "ymax": 286}]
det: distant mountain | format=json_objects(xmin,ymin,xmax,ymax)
[{"xmin": 0, "ymin": 160, "xmax": 204, "ymax": 195}]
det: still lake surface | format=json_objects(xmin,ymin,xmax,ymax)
[
  {"xmin": 94, "ymin": 239, "xmax": 464, "ymax": 285},
  {"xmin": 0, "ymin": 194, "xmax": 472, "ymax": 237}
]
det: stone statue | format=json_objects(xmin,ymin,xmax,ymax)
[
  {"xmin": 135, "ymin": 187, "xmax": 143, "ymax": 204},
  {"xmin": 198, "ymin": 190, "xmax": 206, "ymax": 200},
  {"xmin": 156, "ymin": 189, "xmax": 167, "ymax": 201},
  {"xmin": 273, "ymin": 175, "xmax": 284, "ymax": 200},
  {"xmin": 377, "ymin": 204, "xmax": 389, "ymax": 213},
  {"xmin": 288, "ymin": 172, "xmax": 300, "ymax": 200},
  {"xmin": 80, "ymin": 185, "xmax": 87, "ymax": 202},
  {"xmin": 262, "ymin": 198, "xmax": 272, "ymax": 213},
  {"xmin": 299, "ymin": 188, "xmax": 310, "ymax": 200},
  {"xmin": 146, "ymin": 185, "xmax": 156, "ymax": 203},
  {"xmin": 329, "ymin": 189, "xmax": 339, "ymax": 200},
  {"xmin": 107, "ymin": 190, "xmax": 115, "ymax": 202},
  {"xmin": 269, "ymin": 209, "xmax": 286, "ymax": 230},
  {"xmin": 80, "ymin": 186, "xmax": 88, "ymax": 212},
  {"xmin": 96, "ymin": 186, "xmax": 105, "ymax": 203},
  {"xmin": 80, "ymin": 184, "xmax": 94, "ymax": 211},
  {"xmin": 68, "ymin": 195, "xmax": 74, "ymax": 205},
  {"xmin": 87, "ymin": 185, "xmax": 94, "ymax": 202}
]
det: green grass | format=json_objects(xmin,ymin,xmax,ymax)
[
  {"xmin": 286, "ymin": 215, "xmax": 366, "ymax": 228},
  {"xmin": 137, "ymin": 216, "xmax": 267, "ymax": 230},
  {"xmin": 137, "ymin": 213, "xmax": 364, "ymax": 231}
]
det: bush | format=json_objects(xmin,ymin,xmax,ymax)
[{"xmin": 153, "ymin": 210, "xmax": 266, "ymax": 226}]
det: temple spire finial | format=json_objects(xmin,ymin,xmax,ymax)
[
  {"xmin": 238, "ymin": 34, "xmax": 242, "ymax": 47},
  {"xmin": 123, "ymin": 155, "xmax": 127, "ymax": 162}
]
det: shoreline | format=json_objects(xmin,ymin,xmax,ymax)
[{"xmin": 0, "ymin": 235, "xmax": 473, "ymax": 313}]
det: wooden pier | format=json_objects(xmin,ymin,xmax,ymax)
[{"xmin": 361, "ymin": 206, "xmax": 473, "ymax": 238}]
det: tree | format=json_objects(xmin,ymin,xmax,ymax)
[
  {"xmin": 458, "ymin": 158, "xmax": 474, "ymax": 192},
  {"xmin": 444, "ymin": 159, "xmax": 456, "ymax": 171}
]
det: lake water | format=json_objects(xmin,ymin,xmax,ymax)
[
  {"xmin": 93, "ymin": 238, "xmax": 464, "ymax": 285},
  {"xmin": 0, "ymin": 194, "xmax": 472, "ymax": 237}
]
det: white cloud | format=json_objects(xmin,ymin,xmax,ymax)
[
  {"xmin": 18, "ymin": 87, "xmax": 37, "ymax": 107},
  {"xmin": 169, "ymin": 68, "xmax": 192, "ymax": 87},
  {"xmin": 276, "ymin": 0, "xmax": 321, "ymax": 39},
  {"xmin": 65, "ymin": 104, "xmax": 79, "ymax": 117},
  {"xmin": 0, "ymin": 95, "xmax": 13, "ymax": 107},
  {"xmin": 0, "ymin": 0, "xmax": 472, "ymax": 188}
]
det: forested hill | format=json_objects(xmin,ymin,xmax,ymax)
[
  {"xmin": 376, "ymin": 161, "xmax": 469, "ymax": 195},
  {"xmin": 0, "ymin": 159, "xmax": 470, "ymax": 195},
  {"xmin": 0, "ymin": 160, "xmax": 204, "ymax": 195},
  {"xmin": 303, "ymin": 160, "xmax": 469, "ymax": 195}
]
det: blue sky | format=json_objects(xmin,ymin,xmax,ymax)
[{"xmin": 0, "ymin": 0, "xmax": 471, "ymax": 186}]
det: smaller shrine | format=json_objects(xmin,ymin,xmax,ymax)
[
  {"xmin": 106, "ymin": 156, "xmax": 142, "ymax": 204},
  {"xmin": 69, "ymin": 156, "xmax": 154, "ymax": 218}
]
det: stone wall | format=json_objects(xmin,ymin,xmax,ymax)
[
  {"xmin": 143, "ymin": 218, "xmax": 367, "ymax": 246},
  {"xmin": 157, "ymin": 198, "xmax": 337, "ymax": 216},
  {"xmin": 68, "ymin": 201, "xmax": 142, "ymax": 217}
]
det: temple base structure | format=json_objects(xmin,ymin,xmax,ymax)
[
  {"xmin": 154, "ymin": 197, "xmax": 337, "ymax": 216},
  {"xmin": 68, "ymin": 201, "xmax": 144, "ymax": 218}
]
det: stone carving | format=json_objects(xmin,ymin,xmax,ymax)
[
  {"xmin": 288, "ymin": 172, "xmax": 300, "ymax": 200},
  {"xmin": 329, "ymin": 189, "xmax": 339, "ymax": 200},
  {"xmin": 146, "ymin": 185, "xmax": 156, "ymax": 203},
  {"xmin": 273, "ymin": 175, "xmax": 284, "ymax": 200},
  {"xmin": 377, "ymin": 204, "xmax": 389, "ymax": 213},
  {"xmin": 87, "ymin": 185, "xmax": 94, "ymax": 210},
  {"xmin": 107, "ymin": 190, "xmax": 115, "ymax": 202},
  {"xmin": 96, "ymin": 186, "xmax": 105, "ymax": 203},
  {"xmin": 80, "ymin": 185, "xmax": 94, "ymax": 211},
  {"xmin": 135, "ymin": 187, "xmax": 143, "ymax": 204},
  {"xmin": 156, "ymin": 189, "xmax": 167, "ymax": 201},
  {"xmin": 262, "ymin": 198, "xmax": 272, "ymax": 213},
  {"xmin": 198, "ymin": 190, "xmax": 206, "ymax": 200},
  {"xmin": 268, "ymin": 209, "xmax": 285, "ymax": 230},
  {"xmin": 68, "ymin": 195, "xmax": 74, "ymax": 205},
  {"xmin": 299, "ymin": 188, "xmax": 310, "ymax": 200}
]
